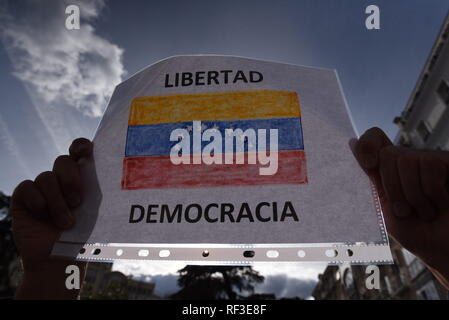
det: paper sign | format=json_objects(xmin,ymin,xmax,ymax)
[{"xmin": 52, "ymin": 55, "xmax": 392, "ymax": 264}]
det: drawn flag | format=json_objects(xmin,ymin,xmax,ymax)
[{"xmin": 122, "ymin": 90, "xmax": 307, "ymax": 189}]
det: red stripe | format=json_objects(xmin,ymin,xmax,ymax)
[{"xmin": 121, "ymin": 150, "xmax": 308, "ymax": 189}]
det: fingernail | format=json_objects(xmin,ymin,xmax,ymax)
[
  {"xmin": 67, "ymin": 193, "xmax": 81, "ymax": 207},
  {"xmin": 73, "ymin": 142, "xmax": 87, "ymax": 154},
  {"xmin": 361, "ymin": 154, "xmax": 377, "ymax": 169},
  {"xmin": 394, "ymin": 202, "xmax": 411, "ymax": 218},
  {"xmin": 71, "ymin": 139, "xmax": 90, "ymax": 156}
]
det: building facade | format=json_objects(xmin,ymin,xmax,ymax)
[
  {"xmin": 392, "ymin": 9, "xmax": 449, "ymax": 300},
  {"xmin": 394, "ymin": 12, "xmax": 449, "ymax": 149},
  {"xmin": 312, "ymin": 239, "xmax": 448, "ymax": 300}
]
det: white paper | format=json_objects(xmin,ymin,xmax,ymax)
[{"xmin": 52, "ymin": 55, "xmax": 392, "ymax": 264}]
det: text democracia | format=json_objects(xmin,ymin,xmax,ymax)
[{"xmin": 129, "ymin": 201, "xmax": 299, "ymax": 224}]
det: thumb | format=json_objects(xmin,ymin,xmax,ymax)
[{"xmin": 349, "ymin": 138, "xmax": 385, "ymax": 199}]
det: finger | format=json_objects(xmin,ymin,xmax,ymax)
[
  {"xmin": 355, "ymin": 127, "xmax": 393, "ymax": 170},
  {"xmin": 379, "ymin": 145, "xmax": 413, "ymax": 218},
  {"xmin": 350, "ymin": 139, "xmax": 385, "ymax": 200},
  {"xmin": 69, "ymin": 138, "xmax": 93, "ymax": 161},
  {"xmin": 420, "ymin": 153, "xmax": 449, "ymax": 211},
  {"xmin": 11, "ymin": 180, "xmax": 48, "ymax": 220},
  {"xmin": 397, "ymin": 151, "xmax": 436, "ymax": 221},
  {"xmin": 53, "ymin": 155, "xmax": 82, "ymax": 208},
  {"xmin": 34, "ymin": 171, "xmax": 74, "ymax": 229}
]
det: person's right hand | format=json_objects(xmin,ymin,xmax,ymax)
[
  {"xmin": 354, "ymin": 128, "xmax": 449, "ymax": 288},
  {"xmin": 11, "ymin": 138, "xmax": 93, "ymax": 299}
]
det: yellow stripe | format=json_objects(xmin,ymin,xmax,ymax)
[{"xmin": 128, "ymin": 90, "xmax": 301, "ymax": 125}]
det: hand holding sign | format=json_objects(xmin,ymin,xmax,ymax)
[
  {"xmin": 11, "ymin": 138, "xmax": 92, "ymax": 299},
  {"xmin": 355, "ymin": 127, "xmax": 449, "ymax": 288}
]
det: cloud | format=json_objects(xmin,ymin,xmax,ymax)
[
  {"xmin": 255, "ymin": 274, "xmax": 317, "ymax": 299},
  {"xmin": 0, "ymin": 114, "xmax": 31, "ymax": 178},
  {"xmin": 112, "ymin": 260, "xmax": 186, "ymax": 277},
  {"xmin": 253, "ymin": 262, "xmax": 327, "ymax": 281},
  {"xmin": 0, "ymin": 0, "xmax": 125, "ymax": 118},
  {"xmin": 132, "ymin": 274, "xmax": 181, "ymax": 297}
]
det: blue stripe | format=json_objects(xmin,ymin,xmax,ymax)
[{"xmin": 125, "ymin": 117, "xmax": 304, "ymax": 157}]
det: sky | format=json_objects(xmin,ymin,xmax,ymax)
[{"xmin": 0, "ymin": 0, "xmax": 448, "ymax": 298}]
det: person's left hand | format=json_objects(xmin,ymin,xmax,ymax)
[{"xmin": 11, "ymin": 138, "xmax": 93, "ymax": 299}]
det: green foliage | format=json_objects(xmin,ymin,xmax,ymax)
[{"xmin": 81, "ymin": 281, "xmax": 129, "ymax": 300}]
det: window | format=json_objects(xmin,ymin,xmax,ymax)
[
  {"xmin": 0, "ymin": 207, "xmax": 8, "ymax": 220},
  {"xmin": 409, "ymin": 259, "xmax": 425, "ymax": 279},
  {"xmin": 402, "ymin": 248, "xmax": 415, "ymax": 265},
  {"xmin": 437, "ymin": 80, "xmax": 449, "ymax": 104},
  {"xmin": 417, "ymin": 120, "xmax": 431, "ymax": 142},
  {"xmin": 402, "ymin": 248, "xmax": 425, "ymax": 279},
  {"xmin": 335, "ymin": 270, "xmax": 341, "ymax": 281},
  {"xmin": 343, "ymin": 268, "xmax": 354, "ymax": 288},
  {"xmin": 428, "ymin": 100, "xmax": 446, "ymax": 129},
  {"xmin": 445, "ymin": 139, "xmax": 449, "ymax": 151},
  {"xmin": 417, "ymin": 281, "xmax": 440, "ymax": 300},
  {"xmin": 384, "ymin": 276, "xmax": 392, "ymax": 295}
]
